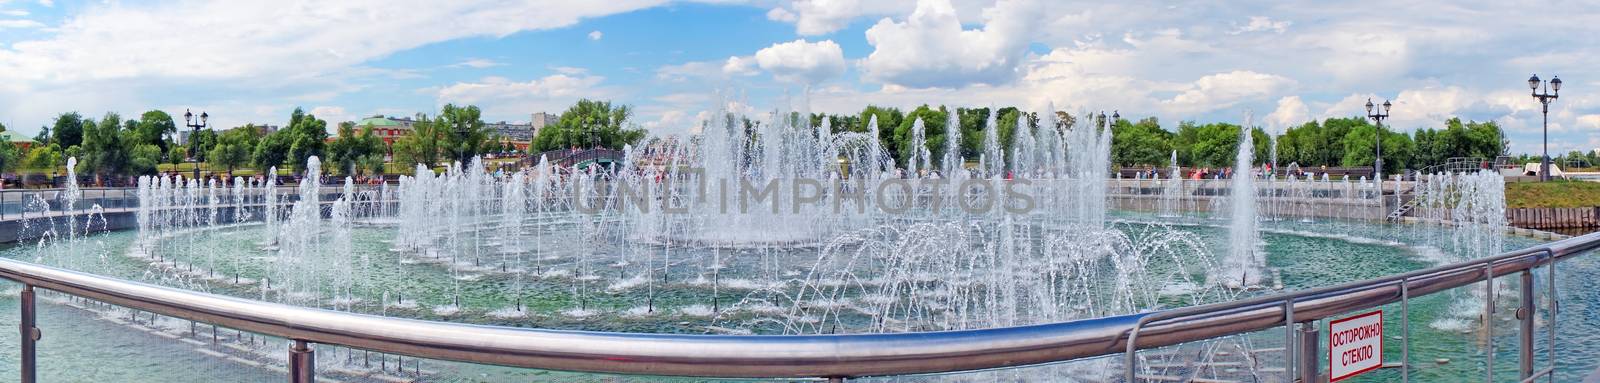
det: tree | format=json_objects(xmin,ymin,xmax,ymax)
[
  {"xmin": 284, "ymin": 108, "xmax": 329, "ymax": 171},
  {"xmin": 893, "ymin": 105, "xmax": 949, "ymax": 169},
  {"xmin": 207, "ymin": 128, "xmax": 255, "ymax": 177},
  {"xmin": 531, "ymin": 99, "xmax": 646, "ymax": 152},
  {"xmin": 392, "ymin": 114, "xmax": 443, "ymax": 168},
  {"xmin": 1172, "ymin": 122, "xmax": 1268, "ymax": 167},
  {"xmin": 24, "ymin": 144, "xmax": 62, "ymax": 170},
  {"xmin": 955, "ymin": 107, "xmax": 990, "ymax": 160},
  {"xmin": 438, "ymin": 104, "xmax": 488, "ymax": 163},
  {"xmin": 1340, "ymin": 125, "xmax": 1414, "ymax": 174},
  {"xmin": 128, "ymin": 144, "xmax": 163, "ymax": 176},
  {"xmin": 167, "ymin": 145, "xmax": 188, "ymax": 166},
  {"xmin": 187, "ymin": 129, "xmax": 218, "ymax": 162},
  {"xmin": 858, "ymin": 105, "xmax": 904, "ymax": 160},
  {"xmin": 0, "ymin": 141, "xmax": 18, "ymax": 176},
  {"xmin": 1110, "ymin": 117, "xmax": 1173, "ymax": 167},
  {"xmin": 77, "ymin": 113, "xmax": 132, "ymax": 183},
  {"xmin": 134, "ymin": 110, "xmax": 177, "ymax": 151},
  {"xmin": 252, "ymin": 129, "xmax": 293, "ymax": 171},
  {"xmin": 51, "ymin": 112, "xmax": 85, "ymax": 148},
  {"xmin": 33, "ymin": 126, "xmax": 51, "ymax": 146},
  {"xmin": 360, "ymin": 153, "xmax": 387, "ymax": 176},
  {"xmin": 327, "ymin": 122, "xmax": 385, "ymax": 175}
]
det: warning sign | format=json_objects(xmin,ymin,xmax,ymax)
[{"xmin": 1329, "ymin": 310, "xmax": 1383, "ymax": 382}]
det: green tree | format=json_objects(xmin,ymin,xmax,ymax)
[
  {"xmin": 284, "ymin": 108, "xmax": 329, "ymax": 171},
  {"xmin": 532, "ymin": 99, "xmax": 645, "ymax": 152},
  {"xmin": 187, "ymin": 129, "xmax": 218, "ymax": 162},
  {"xmin": 955, "ymin": 107, "xmax": 990, "ymax": 160},
  {"xmin": 1110, "ymin": 117, "xmax": 1173, "ymax": 167},
  {"xmin": 327, "ymin": 122, "xmax": 386, "ymax": 175},
  {"xmin": 0, "ymin": 141, "xmax": 18, "ymax": 175},
  {"xmin": 24, "ymin": 143, "xmax": 62, "ymax": 170},
  {"xmin": 51, "ymin": 112, "xmax": 85, "ymax": 148},
  {"xmin": 134, "ymin": 110, "xmax": 178, "ymax": 150},
  {"xmin": 858, "ymin": 105, "xmax": 904, "ymax": 161},
  {"xmin": 438, "ymin": 104, "xmax": 488, "ymax": 163},
  {"xmin": 1172, "ymin": 122, "xmax": 1268, "ymax": 167},
  {"xmin": 1340, "ymin": 126, "xmax": 1414, "ymax": 174},
  {"xmin": 33, "ymin": 126, "xmax": 51, "ymax": 146},
  {"xmin": 893, "ymin": 105, "xmax": 949, "ymax": 169},
  {"xmin": 252, "ymin": 130, "xmax": 293, "ymax": 171},
  {"xmin": 167, "ymin": 145, "xmax": 187, "ymax": 166},
  {"xmin": 392, "ymin": 114, "xmax": 443, "ymax": 168},
  {"xmin": 77, "ymin": 113, "xmax": 133, "ymax": 183},
  {"xmin": 207, "ymin": 128, "xmax": 255, "ymax": 177},
  {"xmin": 128, "ymin": 144, "xmax": 163, "ymax": 176}
]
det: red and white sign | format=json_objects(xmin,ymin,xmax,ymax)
[{"xmin": 1329, "ymin": 310, "xmax": 1383, "ymax": 382}]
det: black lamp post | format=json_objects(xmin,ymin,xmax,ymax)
[
  {"xmin": 1365, "ymin": 98, "xmax": 1391, "ymax": 182},
  {"xmin": 1529, "ymin": 74, "xmax": 1561, "ymax": 181},
  {"xmin": 182, "ymin": 109, "xmax": 208, "ymax": 180},
  {"xmin": 589, "ymin": 121, "xmax": 600, "ymax": 150}
]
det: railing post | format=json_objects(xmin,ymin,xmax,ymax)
[
  {"xmin": 1519, "ymin": 269, "xmax": 1535, "ymax": 380},
  {"xmin": 289, "ymin": 340, "xmax": 314, "ymax": 383},
  {"xmin": 1297, "ymin": 321, "xmax": 1319, "ymax": 383},
  {"xmin": 20, "ymin": 285, "xmax": 38, "ymax": 383}
]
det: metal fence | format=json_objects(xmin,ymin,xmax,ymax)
[{"xmin": 1, "ymin": 214, "xmax": 1596, "ymax": 382}]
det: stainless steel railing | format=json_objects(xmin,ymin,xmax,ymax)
[{"xmin": 3, "ymin": 229, "xmax": 1597, "ymax": 382}]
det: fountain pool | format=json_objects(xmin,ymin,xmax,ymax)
[{"xmin": 0, "ymin": 106, "xmax": 1587, "ymax": 382}]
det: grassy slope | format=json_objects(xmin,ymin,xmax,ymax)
[{"xmin": 1505, "ymin": 180, "xmax": 1600, "ymax": 208}]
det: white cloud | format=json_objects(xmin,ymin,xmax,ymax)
[
  {"xmin": 309, "ymin": 106, "xmax": 352, "ymax": 124},
  {"xmin": 450, "ymin": 58, "xmax": 505, "ymax": 69},
  {"xmin": 1265, "ymin": 96, "xmax": 1311, "ymax": 129},
  {"xmin": 1229, "ymin": 16, "xmax": 1290, "ymax": 35},
  {"xmin": 432, "ymin": 73, "xmax": 609, "ymax": 121},
  {"xmin": 0, "ymin": 0, "xmax": 662, "ymax": 133},
  {"xmin": 1162, "ymin": 71, "xmax": 1295, "ymax": 115},
  {"xmin": 2, "ymin": 10, "xmax": 29, "ymax": 17},
  {"xmin": 0, "ymin": 1, "xmax": 663, "ymax": 83},
  {"xmin": 588, "ymin": 30, "xmax": 603, "ymax": 41},
  {"xmin": 770, "ymin": 0, "xmax": 859, "ymax": 36},
  {"xmin": 656, "ymin": 60, "xmax": 726, "ymax": 82},
  {"xmin": 551, "ymin": 66, "xmax": 588, "ymax": 75},
  {"xmin": 722, "ymin": 56, "xmax": 759, "ymax": 76},
  {"xmin": 751, "ymin": 39, "xmax": 845, "ymax": 84},
  {"xmin": 0, "ymin": 18, "xmax": 42, "ymax": 28},
  {"xmin": 1298, "ymin": 30, "xmax": 1409, "ymax": 84},
  {"xmin": 859, "ymin": 0, "xmax": 1041, "ymax": 88},
  {"xmin": 765, "ymin": 7, "xmax": 797, "ymax": 22}
]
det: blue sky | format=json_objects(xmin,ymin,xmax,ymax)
[{"xmin": 1, "ymin": 0, "xmax": 1597, "ymax": 157}]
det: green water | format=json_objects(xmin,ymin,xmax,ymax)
[{"xmin": 1, "ymin": 216, "xmax": 1593, "ymax": 382}]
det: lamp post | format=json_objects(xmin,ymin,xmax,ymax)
[
  {"xmin": 1365, "ymin": 98, "xmax": 1391, "ymax": 183},
  {"xmin": 1529, "ymin": 74, "xmax": 1561, "ymax": 181},
  {"xmin": 182, "ymin": 109, "xmax": 208, "ymax": 181}
]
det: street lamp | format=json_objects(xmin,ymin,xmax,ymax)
[
  {"xmin": 1529, "ymin": 74, "xmax": 1561, "ymax": 181},
  {"xmin": 182, "ymin": 109, "xmax": 208, "ymax": 181},
  {"xmin": 1365, "ymin": 98, "xmax": 1391, "ymax": 182}
]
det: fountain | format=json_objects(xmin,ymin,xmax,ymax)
[
  {"xmin": 2, "ymin": 100, "xmax": 1541, "ymax": 382},
  {"xmin": 1218, "ymin": 119, "xmax": 1263, "ymax": 288}
]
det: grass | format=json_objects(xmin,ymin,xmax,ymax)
[{"xmin": 1505, "ymin": 180, "xmax": 1600, "ymax": 208}]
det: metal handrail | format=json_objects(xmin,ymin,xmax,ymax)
[{"xmin": 3, "ymin": 230, "xmax": 1598, "ymax": 381}]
